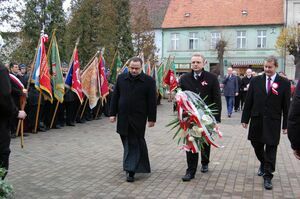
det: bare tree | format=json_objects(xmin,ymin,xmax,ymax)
[
  {"xmin": 276, "ymin": 27, "xmax": 300, "ymax": 80},
  {"xmin": 216, "ymin": 39, "xmax": 227, "ymax": 77}
]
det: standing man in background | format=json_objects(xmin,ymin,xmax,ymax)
[
  {"xmin": 223, "ymin": 67, "xmax": 238, "ymax": 117},
  {"xmin": 240, "ymin": 69, "xmax": 253, "ymax": 110},
  {"xmin": 0, "ymin": 63, "xmax": 27, "ymax": 179}
]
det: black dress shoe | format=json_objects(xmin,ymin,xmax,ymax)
[
  {"xmin": 264, "ymin": 179, "xmax": 273, "ymax": 190},
  {"xmin": 66, "ymin": 122, "xmax": 75, "ymax": 126},
  {"xmin": 257, "ymin": 166, "xmax": 264, "ymax": 176},
  {"xmin": 182, "ymin": 173, "xmax": 194, "ymax": 181},
  {"xmin": 126, "ymin": 172, "xmax": 135, "ymax": 182},
  {"xmin": 201, "ymin": 165, "xmax": 209, "ymax": 173}
]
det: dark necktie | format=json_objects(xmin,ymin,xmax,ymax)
[{"xmin": 267, "ymin": 77, "xmax": 271, "ymax": 93}]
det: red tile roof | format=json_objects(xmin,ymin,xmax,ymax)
[
  {"xmin": 130, "ymin": 0, "xmax": 171, "ymax": 29},
  {"xmin": 162, "ymin": 0, "xmax": 284, "ymax": 28}
]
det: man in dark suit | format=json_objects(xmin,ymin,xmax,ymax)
[
  {"xmin": 109, "ymin": 57, "xmax": 157, "ymax": 182},
  {"xmin": 233, "ymin": 70, "xmax": 242, "ymax": 112},
  {"xmin": 0, "ymin": 63, "xmax": 27, "ymax": 179},
  {"xmin": 288, "ymin": 80, "xmax": 300, "ymax": 160},
  {"xmin": 241, "ymin": 56, "xmax": 290, "ymax": 190},
  {"xmin": 179, "ymin": 53, "xmax": 222, "ymax": 181},
  {"xmin": 223, "ymin": 67, "xmax": 239, "ymax": 117}
]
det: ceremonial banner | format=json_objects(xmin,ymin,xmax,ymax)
[
  {"xmin": 32, "ymin": 34, "xmax": 53, "ymax": 102},
  {"xmin": 81, "ymin": 56, "xmax": 101, "ymax": 109},
  {"xmin": 49, "ymin": 35, "xmax": 64, "ymax": 103},
  {"xmin": 65, "ymin": 47, "xmax": 84, "ymax": 103},
  {"xmin": 157, "ymin": 64, "xmax": 164, "ymax": 95},
  {"xmin": 109, "ymin": 51, "xmax": 122, "ymax": 84},
  {"xmin": 163, "ymin": 69, "xmax": 177, "ymax": 92},
  {"xmin": 99, "ymin": 55, "xmax": 109, "ymax": 99}
]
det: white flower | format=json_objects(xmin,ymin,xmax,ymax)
[
  {"xmin": 202, "ymin": 115, "xmax": 213, "ymax": 125},
  {"xmin": 191, "ymin": 127, "xmax": 203, "ymax": 137}
]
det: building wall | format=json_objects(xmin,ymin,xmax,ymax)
[
  {"xmin": 285, "ymin": 0, "xmax": 300, "ymax": 79},
  {"xmin": 154, "ymin": 29, "xmax": 163, "ymax": 62},
  {"xmin": 162, "ymin": 25, "xmax": 284, "ymax": 75}
]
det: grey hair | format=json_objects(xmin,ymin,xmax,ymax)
[
  {"xmin": 192, "ymin": 53, "xmax": 206, "ymax": 63},
  {"xmin": 265, "ymin": 55, "xmax": 278, "ymax": 67}
]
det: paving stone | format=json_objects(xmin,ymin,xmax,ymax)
[{"xmin": 4, "ymin": 99, "xmax": 300, "ymax": 198}]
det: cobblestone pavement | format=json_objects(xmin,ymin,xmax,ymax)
[{"xmin": 6, "ymin": 99, "xmax": 300, "ymax": 199}]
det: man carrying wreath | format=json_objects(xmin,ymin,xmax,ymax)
[
  {"xmin": 179, "ymin": 53, "xmax": 222, "ymax": 181},
  {"xmin": 241, "ymin": 55, "xmax": 290, "ymax": 190}
]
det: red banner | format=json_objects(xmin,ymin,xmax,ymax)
[{"xmin": 163, "ymin": 69, "xmax": 177, "ymax": 92}]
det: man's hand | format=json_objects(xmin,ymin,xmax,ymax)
[
  {"xmin": 109, "ymin": 116, "xmax": 116, "ymax": 123},
  {"xmin": 148, "ymin": 121, "xmax": 155, "ymax": 127},
  {"xmin": 282, "ymin": 129, "xmax": 287, "ymax": 134},
  {"xmin": 17, "ymin": 110, "xmax": 27, "ymax": 119},
  {"xmin": 242, "ymin": 123, "xmax": 248, "ymax": 129},
  {"xmin": 235, "ymin": 92, "xmax": 239, "ymax": 96},
  {"xmin": 293, "ymin": 150, "xmax": 300, "ymax": 160}
]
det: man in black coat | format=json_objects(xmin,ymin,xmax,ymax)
[
  {"xmin": 109, "ymin": 57, "xmax": 157, "ymax": 182},
  {"xmin": 241, "ymin": 56, "xmax": 290, "ymax": 190},
  {"xmin": 288, "ymin": 80, "xmax": 300, "ymax": 160},
  {"xmin": 0, "ymin": 63, "xmax": 27, "ymax": 179},
  {"xmin": 179, "ymin": 53, "xmax": 222, "ymax": 181},
  {"xmin": 240, "ymin": 69, "xmax": 253, "ymax": 110}
]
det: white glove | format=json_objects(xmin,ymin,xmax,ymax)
[{"xmin": 18, "ymin": 110, "xmax": 27, "ymax": 119}]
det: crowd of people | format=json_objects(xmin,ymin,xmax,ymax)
[{"xmin": 0, "ymin": 54, "xmax": 299, "ymax": 191}]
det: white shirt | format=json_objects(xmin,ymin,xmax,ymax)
[
  {"xmin": 265, "ymin": 73, "xmax": 277, "ymax": 93},
  {"xmin": 193, "ymin": 71, "xmax": 202, "ymax": 80}
]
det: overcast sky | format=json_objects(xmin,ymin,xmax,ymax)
[{"xmin": 1, "ymin": 0, "xmax": 71, "ymax": 32}]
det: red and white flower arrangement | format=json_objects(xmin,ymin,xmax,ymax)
[{"xmin": 167, "ymin": 90, "xmax": 223, "ymax": 153}]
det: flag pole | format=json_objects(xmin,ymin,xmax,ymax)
[
  {"xmin": 80, "ymin": 98, "xmax": 88, "ymax": 120},
  {"xmin": 94, "ymin": 100, "xmax": 102, "ymax": 119},
  {"xmin": 33, "ymin": 91, "xmax": 42, "ymax": 133},
  {"xmin": 16, "ymin": 95, "xmax": 26, "ymax": 147},
  {"xmin": 50, "ymin": 101, "xmax": 60, "ymax": 128},
  {"xmin": 48, "ymin": 31, "xmax": 61, "ymax": 129}
]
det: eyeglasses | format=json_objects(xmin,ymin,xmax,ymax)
[{"xmin": 192, "ymin": 61, "xmax": 202, "ymax": 64}]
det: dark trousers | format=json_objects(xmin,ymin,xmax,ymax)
[
  {"xmin": 0, "ymin": 121, "xmax": 11, "ymax": 179},
  {"xmin": 120, "ymin": 125, "xmax": 151, "ymax": 173},
  {"xmin": 186, "ymin": 143, "xmax": 210, "ymax": 175},
  {"xmin": 234, "ymin": 94, "xmax": 241, "ymax": 111},
  {"xmin": 240, "ymin": 92, "xmax": 247, "ymax": 110},
  {"xmin": 65, "ymin": 101, "xmax": 76, "ymax": 124},
  {"xmin": 251, "ymin": 141, "xmax": 277, "ymax": 180}
]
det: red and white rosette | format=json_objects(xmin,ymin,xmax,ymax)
[{"xmin": 271, "ymin": 82, "xmax": 279, "ymax": 95}]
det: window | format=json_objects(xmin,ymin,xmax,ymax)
[
  {"xmin": 171, "ymin": 33, "xmax": 179, "ymax": 50},
  {"xmin": 189, "ymin": 32, "xmax": 198, "ymax": 50},
  {"xmin": 211, "ymin": 32, "xmax": 221, "ymax": 49},
  {"xmin": 237, "ymin": 31, "xmax": 246, "ymax": 48},
  {"xmin": 257, "ymin": 30, "xmax": 266, "ymax": 48}
]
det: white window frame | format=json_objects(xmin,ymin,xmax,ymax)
[
  {"xmin": 237, "ymin": 31, "xmax": 246, "ymax": 48},
  {"xmin": 171, "ymin": 33, "xmax": 179, "ymax": 50},
  {"xmin": 211, "ymin": 32, "xmax": 221, "ymax": 49},
  {"xmin": 257, "ymin": 30, "xmax": 267, "ymax": 48},
  {"xmin": 188, "ymin": 32, "xmax": 199, "ymax": 50}
]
